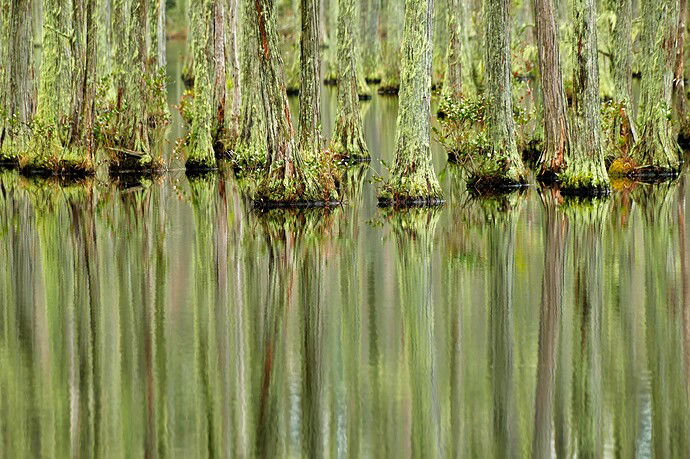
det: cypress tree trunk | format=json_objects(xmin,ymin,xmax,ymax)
[
  {"xmin": 0, "ymin": 0, "xmax": 34, "ymax": 163},
  {"xmin": 67, "ymin": 0, "xmax": 99, "ymax": 165},
  {"xmin": 440, "ymin": 0, "xmax": 462, "ymax": 102},
  {"xmin": 252, "ymin": 0, "xmax": 337, "ymax": 204},
  {"xmin": 298, "ymin": 0, "xmax": 323, "ymax": 159},
  {"xmin": 534, "ymin": 0, "xmax": 571, "ymax": 181},
  {"xmin": 361, "ymin": 0, "xmax": 382, "ymax": 83},
  {"xmin": 186, "ymin": 0, "xmax": 217, "ymax": 170},
  {"xmin": 632, "ymin": 0, "xmax": 681, "ymax": 175},
  {"xmin": 474, "ymin": 0, "xmax": 528, "ymax": 188},
  {"xmin": 378, "ymin": 0, "xmax": 443, "ymax": 205},
  {"xmin": 331, "ymin": 0, "xmax": 369, "ymax": 161},
  {"xmin": 611, "ymin": 0, "xmax": 634, "ymax": 117},
  {"xmin": 378, "ymin": 0, "xmax": 403, "ymax": 94},
  {"xmin": 225, "ymin": 0, "xmax": 241, "ymax": 144},
  {"xmin": 212, "ymin": 0, "xmax": 227, "ymax": 148},
  {"xmin": 560, "ymin": 0, "xmax": 610, "ymax": 193},
  {"xmin": 673, "ymin": 0, "xmax": 690, "ymax": 142},
  {"xmin": 232, "ymin": 0, "xmax": 267, "ymax": 170},
  {"xmin": 149, "ymin": 0, "xmax": 167, "ymax": 69},
  {"xmin": 23, "ymin": 0, "xmax": 68, "ymax": 172}
]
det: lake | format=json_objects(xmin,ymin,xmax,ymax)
[{"xmin": 0, "ymin": 40, "xmax": 689, "ymax": 457}]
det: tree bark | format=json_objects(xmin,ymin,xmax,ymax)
[
  {"xmin": 212, "ymin": 0, "xmax": 227, "ymax": 147},
  {"xmin": 441, "ymin": 0, "xmax": 462, "ymax": 102},
  {"xmin": 560, "ymin": 0, "xmax": 610, "ymax": 192},
  {"xmin": 632, "ymin": 0, "xmax": 681, "ymax": 175},
  {"xmin": 361, "ymin": 0, "xmax": 382, "ymax": 82},
  {"xmin": 232, "ymin": 0, "xmax": 267, "ymax": 169},
  {"xmin": 476, "ymin": 0, "xmax": 528, "ymax": 187},
  {"xmin": 331, "ymin": 0, "xmax": 369, "ymax": 160},
  {"xmin": 0, "ymin": 0, "xmax": 34, "ymax": 161},
  {"xmin": 534, "ymin": 0, "xmax": 571, "ymax": 180},
  {"xmin": 225, "ymin": 0, "xmax": 241, "ymax": 143},
  {"xmin": 186, "ymin": 0, "xmax": 217, "ymax": 170},
  {"xmin": 673, "ymin": 0, "xmax": 690, "ymax": 142},
  {"xmin": 298, "ymin": 0, "xmax": 323, "ymax": 159},
  {"xmin": 379, "ymin": 0, "xmax": 443, "ymax": 204},
  {"xmin": 253, "ymin": 0, "xmax": 335, "ymax": 203},
  {"xmin": 378, "ymin": 0, "xmax": 403, "ymax": 94}
]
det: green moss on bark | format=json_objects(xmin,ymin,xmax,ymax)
[
  {"xmin": 378, "ymin": 0, "xmax": 443, "ymax": 206},
  {"xmin": 631, "ymin": 0, "xmax": 682, "ymax": 176}
]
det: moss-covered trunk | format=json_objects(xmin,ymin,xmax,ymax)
[
  {"xmin": 149, "ymin": 0, "xmax": 167, "ymax": 69},
  {"xmin": 611, "ymin": 0, "xmax": 634, "ymax": 114},
  {"xmin": 440, "ymin": 0, "xmax": 462, "ymax": 102},
  {"xmin": 378, "ymin": 0, "xmax": 403, "ymax": 94},
  {"xmin": 253, "ymin": 0, "xmax": 336, "ymax": 203},
  {"xmin": 673, "ymin": 0, "xmax": 690, "ymax": 142},
  {"xmin": 67, "ymin": 0, "xmax": 99, "ymax": 165},
  {"xmin": 361, "ymin": 0, "xmax": 382, "ymax": 82},
  {"xmin": 0, "ymin": 0, "xmax": 34, "ymax": 162},
  {"xmin": 475, "ymin": 0, "xmax": 528, "ymax": 188},
  {"xmin": 379, "ymin": 0, "xmax": 443, "ymax": 205},
  {"xmin": 212, "ymin": 0, "xmax": 227, "ymax": 148},
  {"xmin": 534, "ymin": 0, "xmax": 571, "ymax": 180},
  {"xmin": 225, "ymin": 0, "xmax": 241, "ymax": 143},
  {"xmin": 232, "ymin": 0, "xmax": 267, "ymax": 170},
  {"xmin": 186, "ymin": 0, "xmax": 217, "ymax": 170},
  {"xmin": 298, "ymin": 0, "xmax": 322, "ymax": 159},
  {"xmin": 331, "ymin": 0, "xmax": 369, "ymax": 161},
  {"xmin": 560, "ymin": 0, "xmax": 610, "ymax": 193},
  {"xmin": 632, "ymin": 0, "xmax": 681, "ymax": 175}
]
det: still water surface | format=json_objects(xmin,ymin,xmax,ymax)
[{"xmin": 1, "ymin": 42, "xmax": 690, "ymax": 458}]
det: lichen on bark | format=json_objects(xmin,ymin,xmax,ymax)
[
  {"xmin": 252, "ymin": 0, "xmax": 338, "ymax": 204},
  {"xmin": 631, "ymin": 0, "xmax": 682, "ymax": 176},
  {"xmin": 23, "ymin": 0, "xmax": 98, "ymax": 176},
  {"xmin": 330, "ymin": 0, "xmax": 369, "ymax": 161},
  {"xmin": 378, "ymin": 0, "xmax": 443, "ymax": 205},
  {"xmin": 378, "ymin": 0, "xmax": 403, "ymax": 94},
  {"xmin": 231, "ymin": 0, "xmax": 267, "ymax": 172},
  {"xmin": 559, "ymin": 0, "xmax": 610, "ymax": 194},
  {"xmin": 534, "ymin": 0, "xmax": 572, "ymax": 181},
  {"xmin": 186, "ymin": 0, "xmax": 217, "ymax": 171},
  {"xmin": 440, "ymin": 0, "xmax": 462, "ymax": 104},
  {"xmin": 469, "ymin": 0, "xmax": 528, "ymax": 190},
  {"xmin": 0, "ymin": 0, "xmax": 33, "ymax": 165},
  {"xmin": 298, "ymin": 0, "xmax": 323, "ymax": 160}
]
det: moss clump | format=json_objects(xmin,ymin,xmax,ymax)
[
  {"xmin": 253, "ymin": 154, "xmax": 340, "ymax": 208},
  {"xmin": 559, "ymin": 159, "xmax": 611, "ymax": 196},
  {"xmin": 608, "ymin": 157, "xmax": 637, "ymax": 177},
  {"xmin": 377, "ymin": 174, "xmax": 444, "ymax": 207},
  {"xmin": 20, "ymin": 145, "xmax": 96, "ymax": 177}
]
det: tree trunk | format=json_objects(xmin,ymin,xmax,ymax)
[
  {"xmin": 232, "ymin": 0, "xmax": 267, "ymax": 170},
  {"xmin": 0, "ymin": 0, "xmax": 34, "ymax": 163},
  {"xmin": 149, "ymin": 0, "xmax": 167, "ymax": 69},
  {"xmin": 331, "ymin": 0, "xmax": 369, "ymax": 160},
  {"xmin": 378, "ymin": 0, "xmax": 403, "ymax": 94},
  {"xmin": 252, "ymin": 0, "xmax": 336, "ymax": 203},
  {"xmin": 23, "ymin": 0, "xmax": 67, "ymax": 171},
  {"xmin": 186, "ymin": 0, "xmax": 217, "ymax": 170},
  {"xmin": 632, "ymin": 0, "xmax": 681, "ymax": 175},
  {"xmin": 441, "ymin": 0, "xmax": 462, "ymax": 102},
  {"xmin": 379, "ymin": 0, "xmax": 443, "ymax": 205},
  {"xmin": 212, "ymin": 0, "xmax": 227, "ymax": 148},
  {"xmin": 475, "ymin": 0, "xmax": 528, "ymax": 188},
  {"xmin": 534, "ymin": 0, "xmax": 571, "ymax": 180},
  {"xmin": 673, "ymin": 0, "xmax": 690, "ymax": 142},
  {"xmin": 225, "ymin": 0, "xmax": 241, "ymax": 143},
  {"xmin": 298, "ymin": 0, "xmax": 323, "ymax": 159},
  {"xmin": 361, "ymin": 0, "xmax": 382, "ymax": 82},
  {"xmin": 560, "ymin": 0, "xmax": 610, "ymax": 193}
]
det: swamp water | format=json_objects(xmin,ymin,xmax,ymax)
[{"xmin": 1, "ymin": 41, "xmax": 690, "ymax": 458}]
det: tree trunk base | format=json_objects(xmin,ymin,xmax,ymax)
[
  {"xmin": 466, "ymin": 175, "xmax": 528, "ymax": 193},
  {"xmin": 377, "ymin": 196, "xmax": 445, "ymax": 207},
  {"xmin": 185, "ymin": 156, "xmax": 218, "ymax": 173},
  {"xmin": 20, "ymin": 153, "xmax": 96, "ymax": 178},
  {"xmin": 253, "ymin": 199, "xmax": 341, "ymax": 209},
  {"xmin": 109, "ymin": 153, "xmax": 163, "ymax": 175},
  {"xmin": 377, "ymin": 85, "xmax": 400, "ymax": 95}
]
